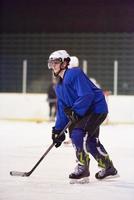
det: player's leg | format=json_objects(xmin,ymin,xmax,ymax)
[
  {"xmin": 86, "ymin": 135, "xmax": 117, "ymax": 179},
  {"xmin": 70, "ymin": 128, "xmax": 90, "ymax": 182},
  {"xmin": 85, "ymin": 113, "xmax": 118, "ymax": 179}
]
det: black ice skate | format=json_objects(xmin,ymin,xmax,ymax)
[
  {"xmin": 69, "ymin": 164, "xmax": 90, "ymax": 184},
  {"xmin": 95, "ymin": 166, "xmax": 118, "ymax": 179}
]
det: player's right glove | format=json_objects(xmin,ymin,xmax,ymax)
[
  {"xmin": 64, "ymin": 107, "xmax": 79, "ymax": 123},
  {"xmin": 52, "ymin": 127, "xmax": 66, "ymax": 148}
]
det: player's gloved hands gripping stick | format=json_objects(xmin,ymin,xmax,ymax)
[
  {"xmin": 52, "ymin": 127, "xmax": 66, "ymax": 148},
  {"xmin": 52, "ymin": 107, "xmax": 79, "ymax": 148}
]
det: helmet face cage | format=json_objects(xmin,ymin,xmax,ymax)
[{"xmin": 48, "ymin": 58, "xmax": 62, "ymax": 69}]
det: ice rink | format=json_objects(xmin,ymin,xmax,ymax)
[{"xmin": 0, "ymin": 120, "xmax": 134, "ymax": 200}]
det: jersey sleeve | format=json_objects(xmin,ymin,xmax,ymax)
[
  {"xmin": 55, "ymin": 98, "xmax": 69, "ymax": 130},
  {"xmin": 72, "ymin": 71, "xmax": 95, "ymax": 116}
]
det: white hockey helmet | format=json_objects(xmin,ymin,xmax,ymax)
[
  {"xmin": 68, "ymin": 56, "xmax": 79, "ymax": 68},
  {"xmin": 48, "ymin": 50, "xmax": 70, "ymax": 69}
]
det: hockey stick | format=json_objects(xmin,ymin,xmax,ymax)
[{"xmin": 10, "ymin": 120, "xmax": 72, "ymax": 177}]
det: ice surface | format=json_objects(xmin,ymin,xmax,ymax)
[{"xmin": 0, "ymin": 120, "xmax": 134, "ymax": 200}]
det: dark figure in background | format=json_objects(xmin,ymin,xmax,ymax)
[{"xmin": 47, "ymin": 79, "xmax": 57, "ymax": 121}]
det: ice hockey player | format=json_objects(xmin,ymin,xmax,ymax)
[{"xmin": 48, "ymin": 50, "xmax": 118, "ymax": 183}]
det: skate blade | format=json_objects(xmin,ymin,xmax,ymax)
[
  {"xmin": 104, "ymin": 173, "xmax": 120, "ymax": 180},
  {"xmin": 70, "ymin": 177, "xmax": 89, "ymax": 184},
  {"xmin": 98, "ymin": 173, "xmax": 120, "ymax": 181}
]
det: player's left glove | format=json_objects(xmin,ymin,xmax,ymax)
[
  {"xmin": 52, "ymin": 127, "xmax": 66, "ymax": 148},
  {"xmin": 64, "ymin": 107, "xmax": 79, "ymax": 123}
]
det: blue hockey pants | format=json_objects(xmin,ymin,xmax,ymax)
[{"xmin": 70, "ymin": 113, "xmax": 112, "ymax": 168}]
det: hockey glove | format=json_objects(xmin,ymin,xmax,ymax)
[
  {"xmin": 64, "ymin": 107, "xmax": 79, "ymax": 123},
  {"xmin": 52, "ymin": 127, "xmax": 66, "ymax": 148}
]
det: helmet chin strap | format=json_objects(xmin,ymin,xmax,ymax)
[
  {"xmin": 53, "ymin": 63, "xmax": 67, "ymax": 77},
  {"xmin": 53, "ymin": 68, "xmax": 63, "ymax": 77}
]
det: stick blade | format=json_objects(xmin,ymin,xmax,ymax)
[{"xmin": 10, "ymin": 171, "xmax": 29, "ymax": 177}]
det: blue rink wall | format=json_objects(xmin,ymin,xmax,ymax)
[{"xmin": 0, "ymin": 93, "xmax": 134, "ymax": 124}]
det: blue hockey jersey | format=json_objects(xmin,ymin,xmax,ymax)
[{"xmin": 55, "ymin": 67, "xmax": 108, "ymax": 130}]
